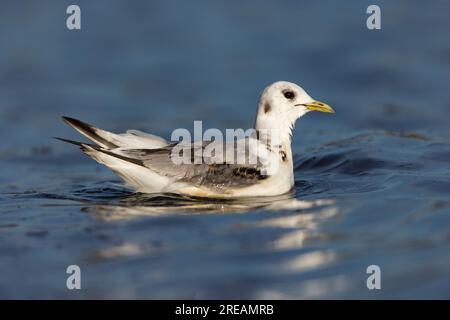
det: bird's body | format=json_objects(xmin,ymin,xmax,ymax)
[{"xmin": 59, "ymin": 81, "xmax": 334, "ymax": 198}]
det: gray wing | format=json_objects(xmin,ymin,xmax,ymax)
[{"xmin": 116, "ymin": 139, "xmax": 269, "ymax": 190}]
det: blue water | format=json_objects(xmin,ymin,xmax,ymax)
[{"xmin": 1, "ymin": 0, "xmax": 450, "ymax": 298}]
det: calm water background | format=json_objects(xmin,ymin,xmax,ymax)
[{"xmin": 1, "ymin": 0, "xmax": 450, "ymax": 299}]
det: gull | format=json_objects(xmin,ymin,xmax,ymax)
[{"xmin": 58, "ymin": 81, "xmax": 334, "ymax": 198}]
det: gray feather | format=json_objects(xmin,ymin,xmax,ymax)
[{"xmin": 117, "ymin": 139, "xmax": 269, "ymax": 190}]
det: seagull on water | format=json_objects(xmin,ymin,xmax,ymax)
[{"xmin": 58, "ymin": 81, "xmax": 334, "ymax": 198}]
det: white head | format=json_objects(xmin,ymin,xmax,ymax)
[{"xmin": 255, "ymin": 81, "xmax": 334, "ymax": 143}]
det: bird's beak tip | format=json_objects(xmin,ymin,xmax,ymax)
[{"xmin": 305, "ymin": 101, "xmax": 335, "ymax": 114}]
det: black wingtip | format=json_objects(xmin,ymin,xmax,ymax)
[
  {"xmin": 53, "ymin": 137, "xmax": 85, "ymax": 146},
  {"xmin": 61, "ymin": 116, "xmax": 88, "ymax": 128},
  {"xmin": 54, "ymin": 137, "xmax": 145, "ymax": 167},
  {"xmin": 60, "ymin": 116, "xmax": 118, "ymax": 149}
]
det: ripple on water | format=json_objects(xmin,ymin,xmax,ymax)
[{"xmin": 1, "ymin": 130, "xmax": 449, "ymax": 298}]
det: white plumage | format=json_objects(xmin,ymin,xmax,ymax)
[{"xmin": 58, "ymin": 81, "xmax": 334, "ymax": 198}]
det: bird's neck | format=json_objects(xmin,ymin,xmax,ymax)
[
  {"xmin": 254, "ymin": 116, "xmax": 294, "ymax": 151},
  {"xmin": 254, "ymin": 117, "xmax": 294, "ymax": 185}
]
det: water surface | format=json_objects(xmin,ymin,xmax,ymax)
[{"xmin": 1, "ymin": 1, "xmax": 450, "ymax": 299}]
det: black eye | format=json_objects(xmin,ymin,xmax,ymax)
[{"xmin": 283, "ymin": 90, "xmax": 295, "ymax": 100}]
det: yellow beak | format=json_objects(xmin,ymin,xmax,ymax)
[{"xmin": 304, "ymin": 101, "xmax": 335, "ymax": 113}]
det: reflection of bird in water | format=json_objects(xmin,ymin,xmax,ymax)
[
  {"xmin": 58, "ymin": 81, "xmax": 334, "ymax": 198},
  {"xmin": 84, "ymin": 195, "xmax": 338, "ymax": 273},
  {"xmin": 81, "ymin": 193, "xmax": 335, "ymax": 221}
]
